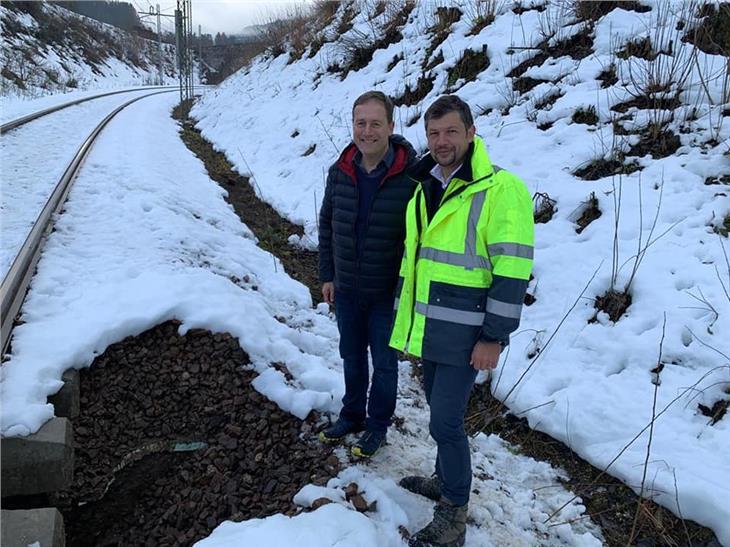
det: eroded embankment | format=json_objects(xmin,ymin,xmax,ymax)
[{"xmin": 59, "ymin": 321, "xmax": 340, "ymax": 545}]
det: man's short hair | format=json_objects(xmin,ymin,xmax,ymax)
[
  {"xmin": 352, "ymin": 91, "xmax": 394, "ymax": 124},
  {"xmin": 424, "ymin": 95, "xmax": 474, "ymax": 130}
]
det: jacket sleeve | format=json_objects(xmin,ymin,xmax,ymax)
[
  {"xmin": 318, "ymin": 167, "xmax": 335, "ymax": 284},
  {"xmin": 480, "ymin": 177, "xmax": 534, "ymax": 344}
]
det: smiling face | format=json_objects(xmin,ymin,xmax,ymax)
[
  {"xmin": 352, "ymin": 99, "xmax": 394, "ymax": 163},
  {"xmin": 426, "ymin": 111, "xmax": 476, "ymax": 176}
]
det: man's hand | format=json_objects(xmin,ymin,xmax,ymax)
[
  {"xmin": 470, "ymin": 340, "xmax": 501, "ymax": 370},
  {"xmin": 322, "ymin": 282, "xmax": 335, "ymax": 305}
]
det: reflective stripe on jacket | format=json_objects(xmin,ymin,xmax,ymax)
[{"xmin": 389, "ymin": 136, "xmax": 534, "ymax": 366}]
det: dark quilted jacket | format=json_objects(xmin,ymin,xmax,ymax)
[{"xmin": 318, "ymin": 135, "xmax": 417, "ymax": 300}]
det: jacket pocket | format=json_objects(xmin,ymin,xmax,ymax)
[{"xmin": 421, "ymin": 281, "xmax": 486, "ymax": 366}]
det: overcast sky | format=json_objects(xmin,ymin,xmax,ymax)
[{"xmin": 138, "ymin": 1, "xmax": 310, "ymax": 36}]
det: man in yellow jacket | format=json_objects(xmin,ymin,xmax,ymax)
[{"xmin": 391, "ymin": 95, "xmax": 534, "ymax": 547}]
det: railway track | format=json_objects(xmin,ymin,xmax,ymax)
[
  {"xmin": 0, "ymin": 92, "xmax": 341, "ymax": 546},
  {"xmin": 0, "ymin": 86, "xmax": 176, "ymax": 135},
  {"xmin": 0, "ymin": 87, "xmax": 177, "ymax": 357}
]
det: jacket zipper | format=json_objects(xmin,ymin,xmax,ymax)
[{"xmin": 404, "ymin": 187, "xmax": 423, "ymax": 351}]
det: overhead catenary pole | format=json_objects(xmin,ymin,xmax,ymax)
[
  {"xmin": 175, "ymin": 0, "xmax": 194, "ymax": 102},
  {"xmin": 156, "ymin": 4, "xmax": 162, "ymax": 85},
  {"xmin": 138, "ymin": 4, "xmax": 175, "ymax": 86},
  {"xmin": 187, "ymin": 0, "xmax": 194, "ymax": 93},
  {"xmin": 175, "ymin": 3, "xmax": 183, "ymax": 102}
]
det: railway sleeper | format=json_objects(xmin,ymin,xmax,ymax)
[{"xmin": 1, "ymin": 417, "xmax": 73, "ymax": 547}]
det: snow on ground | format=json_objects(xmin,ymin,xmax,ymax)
[
  {"xmin": 0, "ymin": 87, "xmax": 178, "ymax": 279},
  {"xmin": 0, "ymin": 91, "xmax": 602, "ymax": 546},
  {"xmin": 0, "ymin": 3, "xmax": 177, "ymax": 101},
  {"xmin": 200, "ymin": 369, "xmax": 604, "ymax": 546},
  {"xmin": 188, "ymin": 1, "xmax": 729, "ymax": 543},
  {"xmin": 1, "ymin": 0, "xmax": 729, "ymax": 544},
  {"xmin": 0, "ymin": 85, "xmax": 175, "ymax": 125}
]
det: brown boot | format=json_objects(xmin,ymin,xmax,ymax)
[
  {"xmin": 399, "ymin": 475, "xmax": 442, "ymax": 502},
  {"xmin": 408, "ymin": 501, "xmax": 467, "ymax": 547}
]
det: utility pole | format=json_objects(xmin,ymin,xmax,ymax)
[
  {"xmin": 156, "ymin": 4, "xmax": 162, "ymax": 85},
  {"xmin": 198, "ymin": 24, "xmax": 202, "ymax": 84},
  {"xmin": 138, "ymin": 4, "xmax": 175, "ymax": 86},
  {"xmin": 175, "ymin": 0, "xmax": 194, "ymax": 102},
  {"xmin": 187, "ymin": 0, "xmax": 194, "ymax": 94}
]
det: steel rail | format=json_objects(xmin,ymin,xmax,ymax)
[
  {"xmin": 0, "ymin": 86, "xmax": 176, "ymax": 134},
  {"xmin": 0, "ymin": 89, "xmax": 177, "ymax": 357}
]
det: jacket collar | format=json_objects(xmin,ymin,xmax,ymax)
[
  {"xmin": 337, "ymin": 135, "xmax": 414, "ymax": 185},
  {"xmin": 411, "ymin": 136, "xmax": 496, "ymax": 190}
]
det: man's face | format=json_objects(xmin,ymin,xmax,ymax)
[
  {"xmin": 352, "ymin": 100, "xmax": 394, "ymax": 159},
  {"xmin": 426, "ymin": 111, "xmax": 475, "ymax": 171}
]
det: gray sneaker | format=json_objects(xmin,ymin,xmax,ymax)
[
  {"xmin": 408, "ymin": 501, "xmax": 467, "ymax": 547},
  {"xmin": 399, "ymin": 475, "xmax": 442, "ymax": 502}
]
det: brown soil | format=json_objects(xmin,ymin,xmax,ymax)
[
  {"xmin": 572, "ymin": 106, "xmax": 599, "ymax": 125},
  {"xmin": 611, "ymin": 96, "xmax": 681, "ymax": 114},
  {"xmin": 509, "ymin": 25, "xmax": 594, "ymax": 82},
  {"xmin": 513, "ymin": 76, "xmax": 547, "ymax": 93},
  {"xmin": 698, "ymin": 397, "xmax": 729, "ymax": 426},
  {"xmin": 173, "ymin": 100, "xmax": 321, "ymax": 305},
  {"xmin": 533, "ymin": 192, "xmax": 557, "ymax": 224},
  {"xmin": 617, "ymin": 36, "xmax": 656, "ymax": 61},
  {"xmin": 465, "ymin": 382, "xmax": 720, "ymax": 547},
  {"xmin": 683, "ymin": 3, "xmax": 730, "ymax": 56},
  {"xmin": 447, "ymin": 47, "xmax": 490, "ymax": 91},
  {"xmin": 393, "ymin": 74, "xmax": 435, "ymax": 107},
  {"xmin": 628, "ymin": 127, "xmax": 681, "ymax": 159},
  {"xmin": 387, "ymin": 53, "xmax": 404, "ymax": 72},
  {"xmin": 573, "ymin": 157, "xmax": 642, "ymax": 181},
  {"xmin": 575, "ymin": 192, "xmax": 602, "ymax": 234},
  {"xmin": 534, "ymin": 90, "xmax": 563, "ymax": 111},
  {"xmin": 593, "ymin": 289, "xmax": 632, "ymax": 322},
  {"xmin": 704, "ymin": 175, "xmax": 730, "ymax": 186},
  {"xmin": 507, "ymin": 52, "xmax": 550, "ymax": 79},
  {"xmin": 598, "ymin": 65, "xmax": 618, "ymax": 88},
  {"xmin": 513, "ymin": 3, "xmax": 546, "ymax": 15},
  {"xmin": 422, "ymin": 7, "xmax": 462, "ymax": 70},
  {"xmin": 574, "ymin": 1, "xmax": 651, "ymax": 21}
]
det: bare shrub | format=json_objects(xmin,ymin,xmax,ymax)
[
  {"xmin": 533, "ymin": 192, "xmax": 557, "ymax": 224},
  {"xmin": 256, "ymin": 3, "xmax": 315, "ymax": 60},
  {"xmin": 337, "ymin": 0, "xmax": 414, "ymax": 79},
  {"xmin": 572, "ymin": 105, "xmax": 598, "ymax": 125},
  {"xmin": 464, "ymin": 0, "xmax": 505, "ymax": 35},
  {"xmin": 447, "ymin": 46, "xmax": 490, "ymax": 91},
  {"xmin": 615, "ymin": 1, "xmax": 699, "ymax": 130},
  {"xmin": 573, "ymin": 1, "xmax": 651, "ymax": 22},
  {"xmin": 421, "ymin": 6, "xmax": 462, "ymax": 69},
  {"xmin": 683, "ymin": 2, "xmax": 730, "ymax": 56},
  {"xmin": 574, "ymin": 191, "xmax": 602, "ymax": 234}
]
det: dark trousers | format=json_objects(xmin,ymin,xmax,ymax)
[
  {"xmin": 335, "ymin": 291, "xmax": 398, "ymax": 433},
  {"xmin": 422, "ymin": 360, "xmax": 478, "ymax": 507}
]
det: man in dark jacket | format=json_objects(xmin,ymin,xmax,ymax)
[{"xmin": 318, "ymin": 90, "xmax": 416, "ymax": 458}]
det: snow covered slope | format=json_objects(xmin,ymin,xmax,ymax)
[
  {"xmin": 0, "ymin": 1, "xmax": 177, "ymax": 98},
  {"xmin": 191, "ymin": 0, "xmax": 730, "ymax": 543}
]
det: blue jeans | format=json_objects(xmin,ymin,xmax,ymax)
[
  {"xmin": 422, "ymin": 360, "xmax": 478, "ymax": 506},
  {"xmin": 335, "ymin": 291, "xmax": 398, "ymax": 433}
]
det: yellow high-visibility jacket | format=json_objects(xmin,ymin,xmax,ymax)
[{"xmin": 389, "ymin": 136, "xmax": 534, "ymax": 366}]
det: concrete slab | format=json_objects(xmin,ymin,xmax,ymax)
[
  {"xmin": 1, "ymin": 508, "xmax": 65, "ymax": 547},
  {"xmin": 1, "ymin": 418, "xmax": 73, "ymax": 497},
  {"xmin": 47, "ymin": 369, "xmax": 80, "ymax": 419}
]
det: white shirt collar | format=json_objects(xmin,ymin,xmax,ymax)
[{"xmin": 430, "ymin": 162, "xmax": 463, "ymax": 189}]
